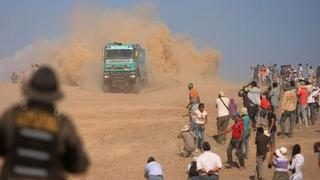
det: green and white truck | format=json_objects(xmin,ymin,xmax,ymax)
[{"xmin": 103, "ymin": 42, "xmax": 147, "ymax": 93}]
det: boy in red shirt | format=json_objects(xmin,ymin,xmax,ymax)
[
  {"xmin": 217, "ymin": 112, "xmax": 245, "ymax": 169},
  {"xmin": 297, "ymin": 81, "xmax": 309, "ymax": 128},
  {"xmin": 260, "ymin": 94, "xmax": 271, "ymax": 126}
]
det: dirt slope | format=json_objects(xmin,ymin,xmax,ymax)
[{"xmin": 0, "ymin": 83, "xmax": 319, "ymax": 180}]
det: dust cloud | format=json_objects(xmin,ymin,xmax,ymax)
[{"xmin": 1, "ymin": 4, "xmax": 221, "ymax": 90}]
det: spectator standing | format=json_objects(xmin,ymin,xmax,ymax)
[
  {"xmin": 186, "ymin": 82, "xmax": 200, "ymax": 112},
  {"xmin": 289, "ymin": 144, "xmax": 304, "ymax": 180},
  {"xmin": 241, "ymin": 108, "xmax": 251, "ymax": 159},
  {"xmin": 218, "ymin": 113, "xmax": 245, "ymax": 169},
  {"xmin": 0, "ymin": 67, "xmax": 90, "ymax": 179},
  {"xmin": 144, "ymin": 157, "xmax": 164, "ymax": 180},
  {"xmin": 215, "ymin": 91, "xmax": 230, "ymax": 144},
  {"xmin": 260, "ymin": 94, "xmax": 271, "ymax": 127},
  {"xmin": 279, "ymin": 81, "xmax": 297, "ymax": 138},
  {"xmin": 197, "ymin": 142, "xmax": 222, "ymax": 180},
  {"xmin": 194, "ymin": 103, "xmax": 208, "ymax": 151},
  {"xmin": 296, "ymin": 81, "xmax": 309, "ymax": 128},
  {"xmin": 238, "ymin": 86, "xmax": 250, "ymax": 109},
  {"xmin": 269, "ymin": 82, "xmax": 281, "ymax": 112},
  {"xmin": 308, "ymin": 86, "xmax": 319, "ymax": 125},
  {"xmin": 267, "ymin": 106, "xmax": 277, "ymax": 151},
  {"xmin": 254, "ymin": 127, "xmax": 270, "ymax": 180},
  {"xmin": 245, "ymin": 81, "xmax": 262, "ymax": 129},
  {"xmin": 10, "ymin": 72, "xmax": 18, "ymax": 83},
  {"xmin": 228, "ymin": 98, "xmax": 237, "ymax": 117},
  {"xmin": 185, "ymin": 82, "xmax": 200, "ymax": 131}
]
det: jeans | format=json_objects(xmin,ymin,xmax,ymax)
[
  {"xmin": 280, "ymin": 110, "xmax": 296, "ymax": 136},
  {"xmin": 199, "ymin": 175, "xmax": 219, "ymax": 180},
  {"xmin": 216, "ymin": 115, "xmax": 229, "ymax": 143},
  {"xmin": 242, "ymin": 130, "xmax": 250, "ymax": 158},
  {"xmin": 227, "ymin": 138, "xmax": 245, "ymax": 167},
  {"xmin": 297, "ymin": 104, "xmax": 308, "ymax": 126},
  {"xmin": 148, "ymin": 175, "xmax": 163, "ymax": 180},
  {"xmin": 195, "ymin": 125, "xmax": 205, "ymax": 150},
  {"xmin": 248, "ymin": 105, "xmax": 259, "ymax": 129}
]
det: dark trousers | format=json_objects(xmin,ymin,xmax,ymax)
[
  {"xmin": 248, "ymin": 105, "xmax": 258, "ymax": 128},
  {"xmin": 308, "ymin": 103, "xmax": 317, "ymax": 125},
  {"xmin": 227, "ymin": 138, "xmax": 245, "ymax": 167},
  {"xmin": 216, "ymin": 115, "xmax": 229, "ymax": 143}
]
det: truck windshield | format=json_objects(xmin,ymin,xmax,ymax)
[{"xmin": 105, "ymin": 50, "xmax": 133, "ymax": 59}]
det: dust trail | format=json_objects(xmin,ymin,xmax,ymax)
[{"xmin": 0, "ymin": 4, "xmax": 221, "ymax": 90}]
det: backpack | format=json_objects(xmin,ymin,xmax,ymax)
[{"xmin": 188, "ymin": 161, "xmax": 199, "ymax": 177}]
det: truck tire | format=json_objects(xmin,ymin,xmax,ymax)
[
  {"xmin": 102, "ymin": 85, "xmax": 110, "ymax": 93},
  {"xmin": 133, "ymin": 77, "xmax": 141, "ymax": 94}
]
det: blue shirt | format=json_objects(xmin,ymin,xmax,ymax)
[{"xmin": 145, "ymin": 161, "xmax": 163, "ymax": 177}]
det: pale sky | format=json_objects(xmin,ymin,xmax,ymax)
[{"xmin": 1, "ymin": 0, "xmax": 320, "ymax": 82}]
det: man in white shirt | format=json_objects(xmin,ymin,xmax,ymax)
[
  {"xmin": 197, "ymin": 141, "xmax": 222, "ymax": 180},
  {"xmin": 215, "ymin": 91, "xmax": 230, "ymax": 144},
  {"xmin": 144, "ymin": 157, "xmax": 164, "ymax": 180},
  {"xmin": 308, "ymin": 85, "xmax": 319, "ymax": 125}
]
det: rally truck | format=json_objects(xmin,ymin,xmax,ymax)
[{"xmin": 103, "ymin": 42, "xmax": 147, "ymax": 93}]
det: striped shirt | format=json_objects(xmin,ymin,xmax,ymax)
[{"xmin": 273, "ymin": 157, "xmax": 289, "ymax": 172}]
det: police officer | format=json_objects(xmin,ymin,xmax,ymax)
[{"xmin": 0, "ymin": 66, "xmax": 90, "ymax": 179}]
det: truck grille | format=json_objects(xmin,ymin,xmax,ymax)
[{"xmin": 111, "ymin": 72, "xmax": 130, "ymax": 85}]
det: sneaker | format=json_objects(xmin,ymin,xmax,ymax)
[
  {"xmin": 239, "ymin": 166, "xmax": 245, "ymax": 170},
  {"xmin": 224, "ymin": 163, "xmax": 233, "ymax": 169},
  {"xmin": 279, "ymin": 134, "xmax": 285, "ymax": 138}
]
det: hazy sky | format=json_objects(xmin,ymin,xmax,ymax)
[{"xmin": 1, "ymin": 0, "xmax": 320, "ymax": 82}]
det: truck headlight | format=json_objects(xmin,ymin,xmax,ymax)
[{"xmin": 129, "ymin": 75, "xmax": 136, "ymax": 78}]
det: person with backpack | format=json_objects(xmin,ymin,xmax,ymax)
[
  {"xmin": 0, "ymin": 66, "xmax": 90, "ymax": 179},
  {"xmin": 215, "ymin": 91, "xmax": 230, "ymax": 145},
  {"xmin": 186, "ymin": 157, "xmax": 200, "ymax": 180}
]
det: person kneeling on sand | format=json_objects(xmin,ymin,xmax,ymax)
[
  {"xmin": 144, "ymin": 157, "xmax": 164, "ymax": 180},
  {"xmin": 177, "ymin": 125, "xmax": 196, "ymax": 157}
]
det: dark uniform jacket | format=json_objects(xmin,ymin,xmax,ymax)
[{"xmin": 0, "ymin": 103, "xmax": 89, "ymax": 180}]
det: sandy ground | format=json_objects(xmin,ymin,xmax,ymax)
[{"xmin": 0, "ymin": 83, "xmax": 319, "ymax": 180}]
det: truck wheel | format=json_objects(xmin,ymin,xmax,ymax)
[
  {"xmin": 102, "ymin": 85, "xmax": 110, "ymax": 93},
  {"xmin": 133, "ymin": 77, "xmax": 141, "ymax": 94}
]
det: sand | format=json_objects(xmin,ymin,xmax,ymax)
[{"xmin": 0, "ymin": 82, "xmax": 319, "ymax": 180}]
